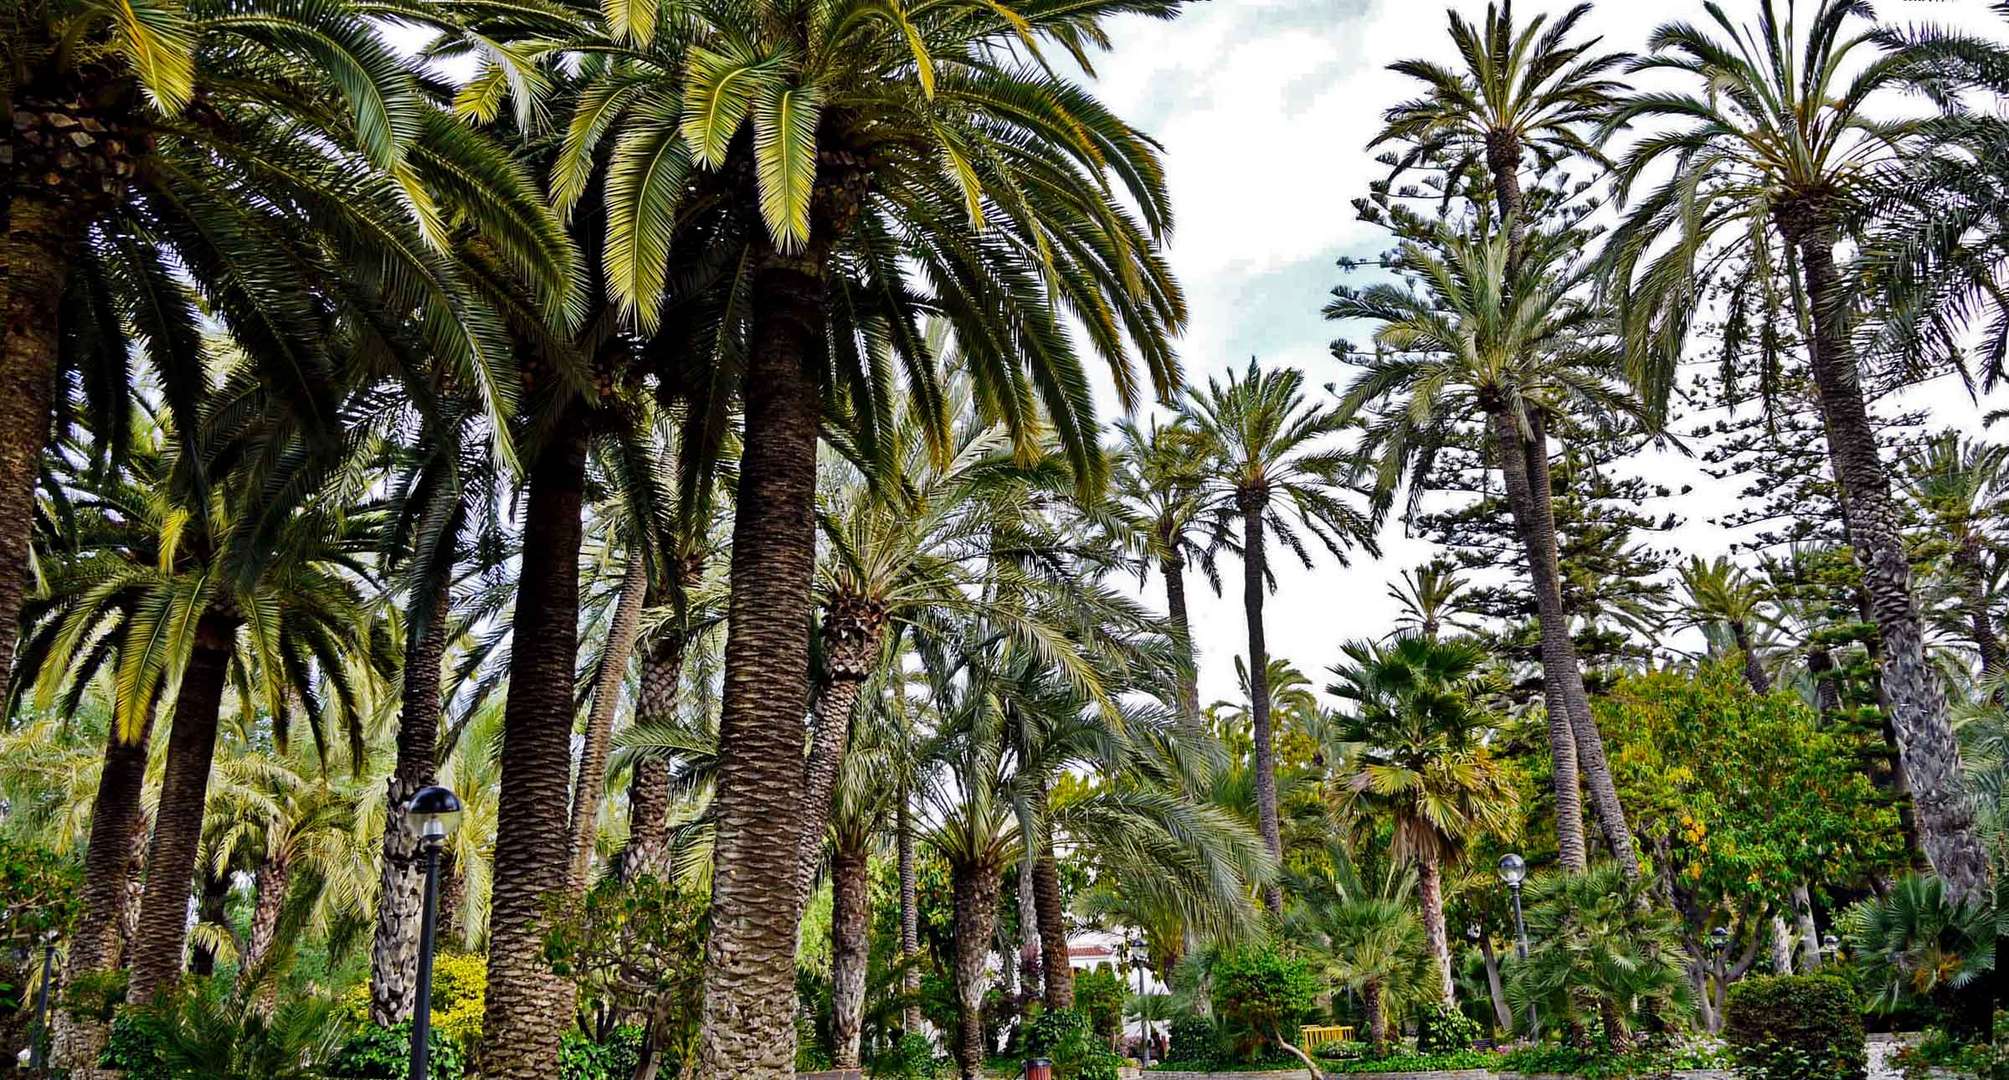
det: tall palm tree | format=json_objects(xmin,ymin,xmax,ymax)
[
  {"xmin": 1326, "ymin": 636, "xmax": 1518, "ymax": 1006},
  {"xmin": 1184, "ymin": 360, "xmax": 1374, "ymax": 910},
  {"xmin": 1328, "ymin": 214, "xmax": 1637, "ymax": 875},
  {"xmin": 466, "ymin": 4, "xmax": 1192, "ymax": 1072},
  {"xmin": 1371, "ymin": 2, "xmax": 1627, "ymax": 256},
  {"xmin": 1603, "ymin": 0, "xmax": 1991, "ymax": 906},
  {"xmin": 1109, "ymin": 416, "xmax": 1214, "ymax": 732},
  {"xmin": 1676, "ymin": 557, "xmax": 1776, "ymax": 695}
]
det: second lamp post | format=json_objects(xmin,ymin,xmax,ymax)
[{"xmin": 407, "ymin": 785, "xmax": 462, "ymax": 1080}]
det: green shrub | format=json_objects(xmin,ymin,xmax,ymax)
[
  {"xmin": 1167, "ymin": 1014, "xmax": 1220, "ymax": 1067},
  {"xmin": 1209, "ymin": 946, "xmax": 1320, "ymax": 1064},
  {"xmin": 1724, "ymin": 974, "xmax": 1867, "ymax": 1080},
  {"xmin": 326, "ymin": 1022, "xmax": 467, "ymax": 1080},
  {"xmin": 1073, "ymin": 968, "xmax": 1126, "ymax": 1040},
  {"xmin": 1324, "ymin": 1048, "xmax": 1496, "ymax": 1073},
  {"xmin": 559, "ymin": 1026, "xmax": 645, "ymax": 1080},
  {"xmin": 1414, "ymin": 1000, "xmax": 1481, "ymax": 1052},
  {"xmin": 1023, "ymin": 1008, "xmax": 1120, "ymax": 1080},
  {"xmin": 868, "ymin": 1031, "xmax": 943, "ymax": 1079}
]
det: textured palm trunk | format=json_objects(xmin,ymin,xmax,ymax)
[
  {"xmin": 829, "ymin": 840, "xmax": 870, "ymax": 1070},
  {"xmin": 187, "ymin": 871, "xmax": 230, "ymax": 978},
  {"xmin": 1362, "ymin": 980, "xmax": 1388, "ymax": 1057},
  {"xmin": 1416, "ymin": 851, "xmax": 1455, "ymax": 1005},
  {"xmin": 1486, "ymin": 408, "xmax": 1588, "ymax": 871},
  {"xmin": 951, "ymin": 860, "xmax": 1003, "ymax": 1080},
  {"xmin": 1478, "ymin": 933, "xmax": 1512, "ymax": 1034},
  {"xmin": 1161, "ymin": 546, "xmax": 1202, "ymax": 733},
  {"xmin": 52, "ymin": 720, "xmax": 153, "ymax": 1070},
  {"xmin": 127, "ymin": 617, "xmax": 235, "ymax": 1004},
  {"xmin": 569, "ymin": 556, "xmax": 650, "ymax": 891},
  {"xmin": 898, "ymin": 779, "xmax": 923, "ymax": 1035},
  {"xmin": 479, "ymin": 411, "xmax": 589, "ymax": 1080},
  {"xmin": 1033, "ymin": 844, "xmax": 1073, "ymax": 1011},
  {"xmin": 1794, "ymin": 227, "xmax": 1992, "ymax": 907},
  {"xmin": 1521, "ymin": 412, "xmax": 1639, "ymax": 878},
  {"xmin": 1807, "ymin": 648, "xmax": 1843, "ymax": 716},
  {"xmin": 1731, "ymin": 622, "xmax": 1772, "ymax": 694},
  {"xmin": 370, "ymin": 575, "xmax": 451, "ymax": 1026},
  {"xmin": 1601, "ymin": 1001, "xmax": 1634, "ymax": 1052},
  {"xmin": 240, "ymin": 851, "xmax": 292, "ymax": 1012},
  {"xmin": 622, "ymin": 598, "xmax": 689, "ymax": 884},
  {"xmin": 696, "ymin": 256, "xmax": 825, "ymax": 1080},
  {"xmin": 1239, "ymin": 493, "xmax": 1285, "ymax": 913},
  {"xmin": 1016, "ymin": 857, "xmax": 1041, "ymax": 1012},
  {"xmin": 798, "ymin": 595, "xmax": 886, "ymax": 898},
  {"xmin": 1956, "ymin": 536, "xmax": 2002, "ymax": 678},
  {"xmin": 1485, "ymin": 130, "xmax": 1526, "ymax": 264},
  {"xmin": 0, "ymin": 197, "xmax": 69, "ymax": 692}
]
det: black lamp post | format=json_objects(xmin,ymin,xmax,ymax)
[
  {"xmin": 1821, "ymin": 933, "xmax": 1841, "ymax": 965},
  {"xmin": 1127, "ymin": 937, "xmax": 1152, "ymax": 1068},
  {"xmin": 1497, "ymin": 853, "xmax": 1534, "ymax": 1036},
  {"xmin": 407, "ymin": 785, "xmax": 462, "ymax": 1080},
  {"xmin": 28, "ymin": 929, "xmax": 56, "ymax": 1069}
]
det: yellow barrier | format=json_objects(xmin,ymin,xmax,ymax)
[{"xmin": 1299, "ymin": 1024, "xmax": 1354, "ymax": 1053}]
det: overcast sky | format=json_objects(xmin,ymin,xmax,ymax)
[{"xmin": 1072, "ymin": 0, "xmax": 2009, "ymax": 707}]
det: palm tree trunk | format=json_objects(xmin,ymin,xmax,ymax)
[
  {"xmin": 371, "ymin": 575, "xmax": 451, "ymax": 1026},
  {"xmin": 240, "ymin": 851, "xmax": 292, "ymax": 1011},
  {"xmin": 951, "ymin": 860, "xmax": 1004, "ymax": 1080},
  {"xmin": 53, "ymin": 720, "xmax": 152, "ymax": 1070},
  {"xmin": 1363, "ymin": 980, "xmax": 1387, "ymax": 1057},
  {"xmin": 898, "ymin": 778, "xmax": 923, "ymax": 1035},
  {"xmin": 696, "ymin": 257, "xmax": 824, "ymax": 1080},
  {"xmin": 1521, "ymin": 411, "xmax": 1638, "ymax": 878},
  {"xmin": 1486, "ymin": 408, "xmax": 1588, "ymax": 872},
  {"xmin": 1017, "ymin": 856, "xmax": 1041, "ymax": 1013},
  {"xmin": 187, "ymin": 871, "xmax": 230, "ymax": 978},
  {"xmin": 1732, "ymin": 622, "xmax": 1772, "ymax": 694},
  {"xmin": 1484, "ymin": 130, "xmax": 1527, "ymax": 263},
  {"xmin": 1416, "ymin": 851, "xmax": 1455, "ymax": 1006},
  {"xmin": 829, "ymin": 839, "xmax": 870, "ymax": 1071},
  {"xmin": 1033, "ymin": 844, "xmax": 1074, "ymax": 1011},
  {"xmin": 1239, "ymin": 493, "xmax": 1284, "ymax": 914},
  {"xmin": 1479, "ymin": 932, "xmax": 1512, "ymax": 1034},
  {"xmin": 127, "ymin": 615, "xmax": 236, "ymax": 1005},
  {"xmin": 1795, "ymin": 228, "xmax": 1992, "ymax": 907},
  {"xmin": 798, "ymin": 598, "xmax": 885, "ymax": 898},
  {"xmin": 0, "ymin": 197, "xmax": 70, "ymax": 692},
  {"xmin": 1956, "ymin": 536, "xmax": 2002, "ymax": 677},
  {"xmin": 622, "ymin": 599, "xmax": 687, "ymax": 884},
  {"xmin": 569, "ymin": 554, "xmax": 650, "ymax": 891},
  {"xmin": 1808, "ymin": 647, "xmax": 1843, "ymax": 715},
  {"xmin": 1162, "ymin": 548, "xmax": 1202, "ymax": 733},
  {"xmin": 479, "ymin": 410, "xmax": 589, "ymax": 1080}
]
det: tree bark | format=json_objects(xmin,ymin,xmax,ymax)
[
  {"xmin": 371, "ymin": 575, "xmax": 451, "ymax": 1026},
  {"xmin": 1486, "ymin": 408, "xmax": 1588, "ymax": 872},
  {"xmin": 1957, "ymin": 535, "xmax": 2002, "ymax": 678},
  {"xmin": 1161, "ymin": 548, "xmax": 1202, "ymax": 734},
  {"xmin": 1239, "ymin": 493, "xmax": 1285, "ymax": 913},
  {"xmin": 240, "ymin": 851, "xmax": 292, "ymax": 1012},
  {"xmin": 1732, "ymin": 622, "xmax": 1772, "ymax": 694},
  {"xmin": 0, "ymin": 196, "xmax": 68, "ymax": 692},
  {"xmin": 951, "ymin": 860, "xmax": 1003, "ymax": 1080},
  {"xmin": 53, "ymin": 719, "xmax": 152, "ymax": 1070},
  {"xmin": 1479, "ymin": 932, "xmax": 1512, "ymax": 1034},
  {"xmin": 1416, "ymin": 852, "xmax": 1455, "ymax": 1006},
  {"xmin": 1808, "ymin": 647, "xmax": 1843, "ymax": 716},
  {"xmin": 898, "ymin": 778, "xmax": 923, "ymax": 1035},
  {"xmin": 1033, "ymin": 845, "xmax": 1073, "ymax": 1011},
  {"xmin": 621, "ymin": 592, "xmax": 689, "ymax": 885},
  {"xmin": 478, "ymin": 409, "xmax": 589, "ymax": 1080},
  {"xmin": 1363, "ymin": 980, "xmax": 1388, "ymax": 1057},
  {"xmin": 797, "ymin": 595, "xmax": 885, "ymax": 899},
  {"xmin": 1795, "ymin": 227, "xmax": 1992, "ymax": 907},
  {"xmin": 829, "ymin": 839, "xmax": 870, "ymax": 1071},
  {"xmin": 127, "ymin": 614, "xmax": 236, "ymax": 1005},
  {"xmin": 1521, "ymin": 411, "xmax": 1639, "ymax": 878},
  {"xmin": 696, "ymin": 256, "xmax": 824, "ymax": 1080},
  {"xmin": 569, "ymin": 554, "xmax": 650, "ymax": 891},
  {"xmin": 1017, "ymin": 856, "xmax": 1041, "ymax": 1013},
  {"xmin": 1791, "ymin": 884, "xmax": 1822, "ymax": 973}
]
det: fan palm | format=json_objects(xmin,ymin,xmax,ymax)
[
  {"xmin": 1326, "ymin": 635, "xmax": 1518, "ymax": 1007},
  {"xmin": 1370, "ymin": 0, "xmax": 1627, "ymax": 251},
  {"xmin": 1843, "ymin": 872, "xmax": 1998, "ymax": 1029},
  {"xmin": 1675, "ymin": 556, "xmax": 1776, "ymax": 694},
  {"xmin": 1284, "ymin": 848, "xmax": 1432, "ymax": 1057},
  {"xmin": 1603, "ymin": 0, "xmax": 1989, "ymax": 907},
  {"xmin": 1328, "ymin": 213, "xmax": 1637, "ymax": 876},
  {"xmin": 1508, "ymin": 866, "xmax": 1689, "ymax": 1050},
  {"xmin": 1183, "ymin": 359, "xmax": 1374, "ymax": 910}
]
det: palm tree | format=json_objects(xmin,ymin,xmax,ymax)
[
  {"xmin": 1386, "ymin": 562, "xmax": 1473, "ymax": 642},
  {"xmin": 1326, "ymin": 636, "xmax": 1518, "ymax": 1007},
  {"xmin": 1370, "ymin": 0, "xmax": 1627, "ymax": 255},
  {"xmin": 1328, "ymin": 214, "xmax": 1638, "ymax": 875},
  {"xmin": 1509, "ymin": 867, "xmax": 1689, "ymax": 1050},
  {"xmin": 1903, "ymin": 433, "xmax": 2008, "ymax": 679},
  {"xmin": 1843, "ymin": 872, "xmax": 1996, "ymax": 1025},
  {"xmin": 1676, "ymin": 557, "xmax": 1776, "ymax": 694},
  {"xmin": 466, "ymin": 3, "xmax": 1192, "ymax": 1070},
  {"xmin": 1109, "ymin": 416, "xmax": 1214, "ymax": 732},
  {"xmin": 1285, "ymin": 849, "xmax": 1433, "ymax": 1057},
  {"xmin": 1603, "ymin": 0, "xmax": 1991, "ymax": 907},
  {"xmin": 1184, "ymin": 359, "xmax": 1374, "ymax": 910}
]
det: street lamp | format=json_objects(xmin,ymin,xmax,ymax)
[
  {"xmin": 1497, "ymin": 854, "xmax": 1534, "ymax": 1035},
  {"xmin": 407, "ymin": 785, "xmax": 461, "ymax": 1080},
  {"xmin": 1128, "ymin": 937, "xmax": 1152, "ymax": 1068},
  {"xmin": 1821, "ymin": 934, "xmax": 1841, "ymax": 964},
  {"xmin": 28, "ymin": 929, "xmax": 56, "ymax": 1069}
]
